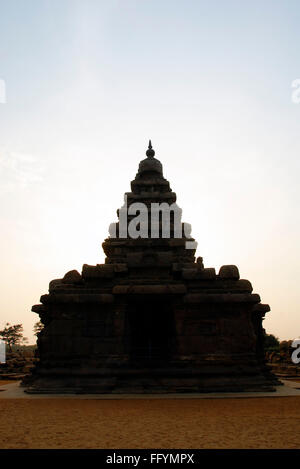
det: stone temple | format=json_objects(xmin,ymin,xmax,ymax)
[{"xmin": 25, "ymin": 142, "xmax": 278, "ymax": 393}]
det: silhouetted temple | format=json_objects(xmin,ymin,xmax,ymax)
[{"xmin": 25, "ymin": 142, "xmax": 278, "ymax": 393}]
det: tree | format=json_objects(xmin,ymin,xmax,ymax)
[
  {"xmin": 264, "ymin": 333, "xmax": 280, "ymax": 352},
  {"xmin": 33, "ymin": 321, "xmax": 43, "ymax": 337},
  {"xmin": 0, "ymin": 323, "xmax": 27, "ymax": 351}
]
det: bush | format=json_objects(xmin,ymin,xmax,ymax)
[{"xmin": 264, "ymin": 333, "xmax": 280, "ymax": 352}]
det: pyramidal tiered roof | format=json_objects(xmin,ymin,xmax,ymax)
[{"xmin": 102, "ymin": 141, "xmax": 197, "ymax": 266}]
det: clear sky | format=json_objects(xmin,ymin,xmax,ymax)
[{"xmin": 0, "ymin": 0, "xmax": 299, "ymax": 343}]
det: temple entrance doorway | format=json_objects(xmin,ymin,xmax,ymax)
[{"xmin": 127, "ymin": 299, "xmax": 174, "ymax": 364}]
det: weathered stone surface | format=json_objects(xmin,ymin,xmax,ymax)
[
  {"xmin": 125, "ymin": 253, "xmax": 143, "ymax": 266},
  {"xmin": 82, "ymin": 264, "xmax": 114, "ymax": 279},
  {"xmin": 184, "ymin": 293, "xmax": 260, "ymax": 303},
  {"xmin": 41, "ymin": 293, "xmax": 114, "ymax": 304},
  {"xmin": 197, "ymin": 268, "xmax": 216, "ymax": 280},
  {"xmin": 62, "ymin": 270, "xmax": 82, "ymax": 284},
  {"xmin": 236, "ymin": 279, "xmax": 253, "ymax": 292},
  {"xmin": 49, "ymin": 279, "xmax": 62, "ymax": 292},
  {"xmin": 157, "ymin": 252, "xmax": 173, "ymax": 265},
  {"xmin": 253, "ymin": 303, "xmax": 270, "ymax": 314},
  {"xmin": 182, "ymin": 268, "xmax": 198, "ymax": 280},
  {"xmin": 25, "ymin": 142, "xmax": 278, "ymax": 394},
  {"xmin": 113, "ymin": 264, "xmax": 128, "ymax": 273},
  {"xmin": 31, "ymin": 304, "xmax": 46, "ymax": 313},
  {"xmin": 219, "ymin": 265, "xmax": 240, "ymax": 280},
  {"xmin": 112, "ymin": 284, "xmax": 187, "ymax": 295}
]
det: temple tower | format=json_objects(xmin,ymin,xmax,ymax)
[{"xmin": 25, "ymin": 142, "xmax": 278, "ymax": 393}]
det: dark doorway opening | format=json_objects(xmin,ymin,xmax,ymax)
[{"xmin": 128, "ymin": 301, "xmax": 174, "ymax": 363}]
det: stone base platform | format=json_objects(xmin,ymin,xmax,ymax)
[
  {"xmin": 22, "ymin": 366, "xmax": 279, "ymax": 394},
  {"xmin": 1, "ymin": 380, "xmax": 299, "ymax": 399}
]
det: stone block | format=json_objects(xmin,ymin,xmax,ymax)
[
  {"xmin": 112, "ymin": 284, "xmax": 187, "ymax": 294},
  {"xmin": 182, "ymin": 268, "xmax": 198, "ymax": 280},
  {"xmin": 236, "ymin": 279, "xmax": 253, "ymax": 292},
  {"xmin": 49, "ymin": 279, "xmax": 62, "ymax": 292},
  {"xmin": 184, "ymin": 293, "xmax": 260, "ymax": 303},
  {"xmin": 82, "ymin": 264, "xmax": 114, "ymax": 279},
  {"xmin": 169, "ymin": 239, "xmax": 186, "ymax": 247},
  {"xmin": 113, "ymin": 264, "xmax": 128, "ymax": 273},
  {"xmin": 126, "ymin": 253, "xmax": 143, "ymax": 266},
  {"xmin": 197, "ymin": 268, "xmax": 216, "ymax": 279},
  {"xmin": 252, "ymin": 303, "xmax": 270, "ymax": 314},
  {"xmin": 62, "ymin": 270, "xmax": 82, "ymax": 284},
  {"xmin": 219, "ymin": 265, "xmax": 240, "ymax": 280},
  {"xmin": 157, "ymin": 252, "xmax": 172, "ymax": 265},
  {"xmin": 32, "ymin": 304, "xmax": 46, "ymax": 314},
  {"xmin": 43, "ymin": 293, "xmax": 114, "ymax": 304}
]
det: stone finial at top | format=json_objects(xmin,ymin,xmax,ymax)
[{"xmin": 146, "ymin": 140, "xmax": 155, "ymax": 158}]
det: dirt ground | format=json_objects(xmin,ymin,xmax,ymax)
[
  {"xmin": 0, "ymin": 381, "xmax": 17, "ymax": 387},
  {"xmin": 0, "ymin": 396, "xmax": 300, "ymax": 449}
]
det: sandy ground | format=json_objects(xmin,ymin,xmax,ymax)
[
  {"xmin": 0, "ymin": 381, "xmax": 16, "ymax": 387},
  {"xmin": 0, "ymin": 396, "xmax": 300, "ymax": 449}
]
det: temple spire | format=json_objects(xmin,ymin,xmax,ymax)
[{"xmin": 146, "ymin": 139, "xmax": 155, "ymax": 158}]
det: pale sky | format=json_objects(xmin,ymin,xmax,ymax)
[{"xmin": 0, "ymin": 0, "xmax": 299, "ymax": 343}]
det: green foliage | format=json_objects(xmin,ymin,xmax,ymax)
[
  {"xmin": 0, "ymin": 323, "xmax": 27, "ymax": 351},
  {"xmin": 264, "ymin": 333, "xmax": 280, "ymax": 352}
]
